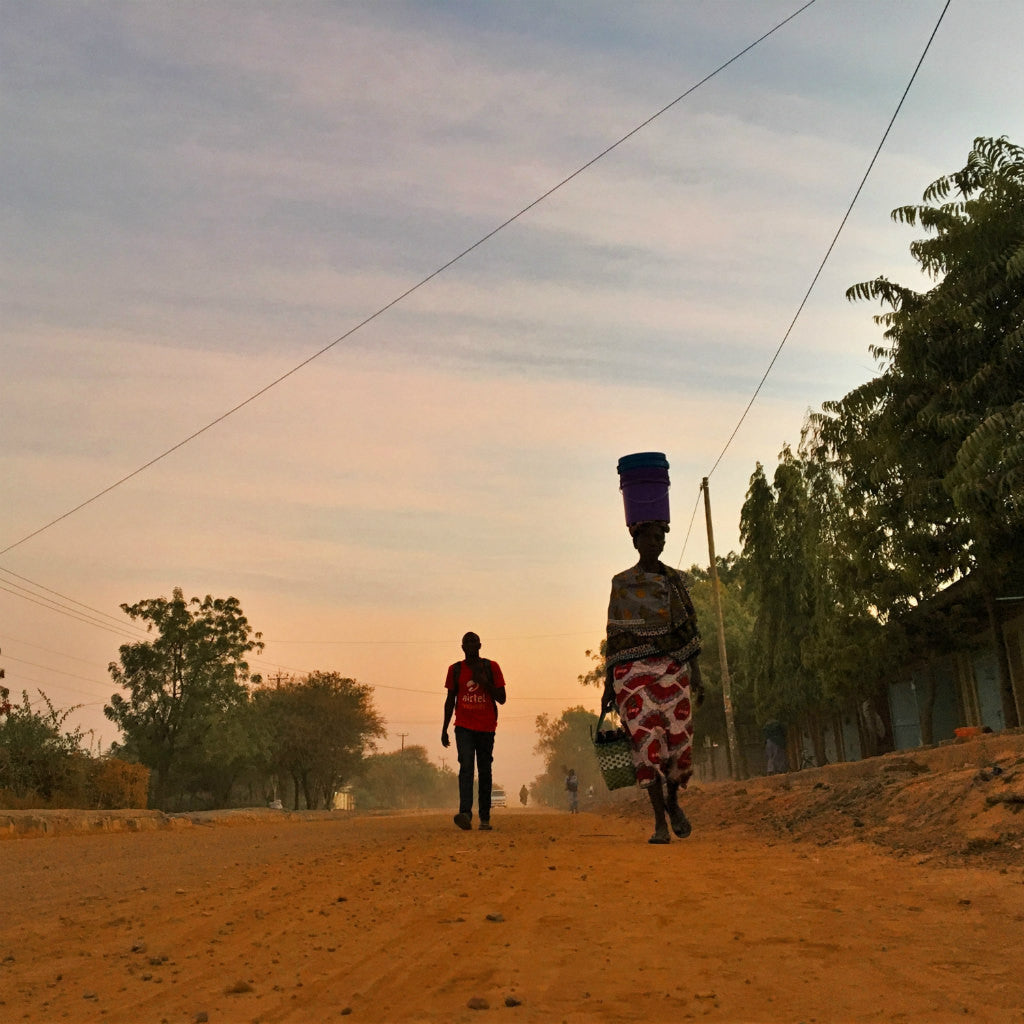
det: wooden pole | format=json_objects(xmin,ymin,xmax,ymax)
[{"xmin": 702, "ymin": 477, "xmax": 743, "ymax": 779}]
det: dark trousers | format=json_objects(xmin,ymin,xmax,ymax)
[{"xmin": 455, "ymin": 726, "xmax": 495, "ymax": 821}]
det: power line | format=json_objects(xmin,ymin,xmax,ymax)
[
  {"xmin": 704, "ymin": 0, "xmax": 951, "ymax": 480},
  {"xmin": 265, "ymin": 631, "xmax": 595, "ymax": 645},
  {"xmin": 0, "ymin": 567, "xmax": 150, "ymax": 636},
  {"xmin": 675, "ymin": 484, "xmax": 705, "ymax": 569},
  {"xmin": 0, "ymin": 0, "xmax": 817, "ymax": 559},
  {"xmin": 0, "ymin": 582, "xmax": 138, "ymax": 639}
]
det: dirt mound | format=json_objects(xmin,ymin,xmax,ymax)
[{"xmin": 617, "ymin": 730, "xmax": 1024, "ymax": 865}]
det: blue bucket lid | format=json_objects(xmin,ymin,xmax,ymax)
[{"xmin": 617, "ymin": 451, "xmax": 669, "ymax": 473}]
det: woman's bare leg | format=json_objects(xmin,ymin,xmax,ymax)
[
  {"xmin": 646, "ymin": 780, "xmax": 670, "ymax": 842},
  {"xmin": 665, "ymin": 778, "xmax": 691, "ymax": 837}
]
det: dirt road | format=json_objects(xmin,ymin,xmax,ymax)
[{"xmin": 2, "ymin": 800, "xmax": 1023, "ymax": 1024}]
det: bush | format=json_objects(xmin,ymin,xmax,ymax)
[
  {"xmin": 0, "ymin": 688, "xmax": 148, "ymax": 809},
  {"xmin": 86, "ymin": 756, "xmax": 150, "ymax": 809}
]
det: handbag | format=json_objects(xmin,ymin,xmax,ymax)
[{"xmin": 592, "ymin": 709, "xmax": 636, "ymax": 791}]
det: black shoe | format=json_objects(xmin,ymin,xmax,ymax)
[
  {"xmin": 478, "ymin": 821, "xmax": 493, "ymax": 831},
  {"xmin": 454, "ymin": 813, "xmax": 472, "ymax": 830}
]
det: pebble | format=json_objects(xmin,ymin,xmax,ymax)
[{"xmin": 467, "ymin": 996, "xmax": 489, "ymax": 1010}]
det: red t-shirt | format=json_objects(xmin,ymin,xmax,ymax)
[{"xmin": 446, "ymin": 659, "xmax": 505, "ymax": 733}]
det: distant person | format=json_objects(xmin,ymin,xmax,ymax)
[
  {"xmin": 519, "ymin": 784, "xmax": 529, "ymax": 807},
  {"xmin": 565, "ymin": 768, "xmax": 579, "ymax": 813},
  {"xmin": 764, "ymin": 720, "xmax": 789, "ymax": 775},
  {"xmin": 586, "ymin": 784, "xmax": 594, "ymax": 803},
  {"xmin": 603, "ymin": 520, "xmax": 704, "ymax": 844},
  {"xmin": 441, "ymin": 631, "xmax": 506, "ymax": 831}
]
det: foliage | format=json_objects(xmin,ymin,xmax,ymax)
[
  {"xmin": 0, "ymin": 688, "xmax": 87, "ymax": 802},
  {"xmin": 255, "ymin": 672, "xmax": 386, "ymax": 810},
  {"xmin": 87, "ymin": 756, "xmax": 151, "ymax": 809},
  {"xmin": 576, "ymin": 643, "xmax": 606, "ymax": 689},
  {"xmin": 104, "ymin": 588, "xmax": 264, "ymax": 808},
  {"xmin": 351, "ymin": 745, "xmax": 456, "ymax": 810},
  {"xmin": 532, "ymin": 706, "xmax": 601, "ymax": 807},
  {"xmin": 0, "ymin": 687, "xmax": 148, "ymax": 809},
  {"xmin": 739, "ymin": 451, "xmax": 821, "ymax": 723},
  {"xmin": 685, "ymin": 555, "xmax": 757, "ymax": 744},
  {"xmin": 741, "ymin": 136, "xmax": 1024, "ymax": 734},
  {"xmin": 819, "ymin": 135, "xmax": 1024, "ymax": 723}
]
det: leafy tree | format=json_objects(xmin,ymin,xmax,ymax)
[
  {"xmin": 104, "ymin": 588, "xmax": 264, "ymax": 808},
  {"xmin": 740, "ymin": 450, "xmax": 821, "ymax": 726},
  {"xmin": 823, "ymin": 135, "xmax": 1024, "ymax": 725},
  {"xmin": 532, "ymin": 706, "xmax": 600, "ymax": 807},
  {"xmin": 352, "ymin": 745, "xmax": 456, "ymax": 810},
  {"xmin": 255, "ymin": 672, "xmax": 386, "ymax": 809},
  {"xmin": 168, "ymin": 695, "xmax": 265, "ymax": 809},
  {"xmin": 685, "ymin": 554, "xmax": 757, "ymax": 752}
]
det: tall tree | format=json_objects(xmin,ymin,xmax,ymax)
[
  {"xmin": 105, "ymin": 588, "xmax": 263, "ymax": 808},
  {"xmin": 255, "ymin": 672, "xmax": 386, "ymax": 810},
  {"xmin": 740, "ymin": 450, "xmax": 820, "ymax": 726},
  {"xmin": 829, "ymin": 136, "xmax": 1024, "ymax": 725}
]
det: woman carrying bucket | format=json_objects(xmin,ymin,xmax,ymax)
[{"xmin": 602, "ymin": 453, "xmax": 704, "ymax": 844}]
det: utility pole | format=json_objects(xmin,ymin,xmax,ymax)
[
  {"xmin": 702, "ymin": 477, "xmax": 743, "ymax": 779},
  {"xmin": 396, "ymin": 732, "xmax": 409, "ymax": 809}
]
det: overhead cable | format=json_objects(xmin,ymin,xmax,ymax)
[
  {"xmin": 0, "ymin": 0, "xmax": 817, "ymax": 558},
  {"xmin": 703, "ymin": 0, "xmax": 951, "ymax": 481}
]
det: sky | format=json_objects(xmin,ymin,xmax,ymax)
[{"xmin": 3, "ymin": 0, "xmax": 1024, "ymax": 796}]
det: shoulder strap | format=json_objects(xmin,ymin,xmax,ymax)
[{"xmin": 450, "ymin": 661, "xmax": 462, "ymax": 686}]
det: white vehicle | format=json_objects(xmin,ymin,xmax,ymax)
[{"xmin": 491, "ymin": 786, "xmax": 507, "ymax": 808}]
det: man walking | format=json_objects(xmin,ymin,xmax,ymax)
[{"xmin": 441, "ymin": 632, "xmax": 506, "ymax": 831}]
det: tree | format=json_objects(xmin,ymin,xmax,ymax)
[
  {"xmin": 826, "ymin": 136, "xmax": 1024, "ymax": 725},
  {"xmin": 532, "ymin": 706, "xmax": 600, "ymax": 807},
  {"xmin": 352, "ymin": 746, "xmax": 456, "ymax": 810},
  {"xmin": 740, "ymin": 450, "xmax": 822, "ymax": 727},
  {"xmin": 685, "ymin": 554, "xmax": 757, "ymax": 756},
  {"xmin": 104, "ymin": 588, "xmax": 264, "ymax": 808},
  {"xmin": 255, "ymin": 672, "xmax": 386, "ymax": 810}
]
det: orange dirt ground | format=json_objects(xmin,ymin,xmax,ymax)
[{"xmin": 3, "ymin": 736, "xmax": 1024, "ymax": 1024}]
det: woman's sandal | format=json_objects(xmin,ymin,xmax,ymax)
[{"xmin": 668, "ymin": 807, "xmax": 692, "ymax": 839}]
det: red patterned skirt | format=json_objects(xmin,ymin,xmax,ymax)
[{"xmin": 612, "ymin": 655, "xmax": 694, "ymax": 789}]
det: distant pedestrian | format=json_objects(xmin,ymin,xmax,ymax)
[
  {"xmin": 565, "ymin": 768, "xmax": 579, "ymax": 813},
  {"xmin": 764, "ymin": 720, "xmax": 789, "ymax": 775},
  {"xmin": 441, "ymin": 631, "xmax": 506, "ymax": 832},
  {"xmin": 519, "ymin": 784, "xmax": 529, "ymax": 807}
]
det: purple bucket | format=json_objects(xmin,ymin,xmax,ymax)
[{"xmin": 617, "ymin": 452, "xmax": 670, "ymax": 526}]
